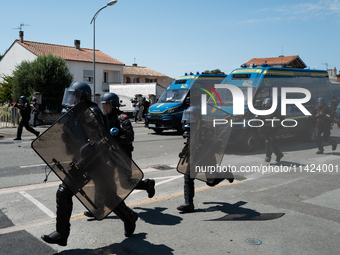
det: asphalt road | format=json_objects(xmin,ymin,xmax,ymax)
[{"xmin": 1, "ymin": 122, "xmax": 340, "ymax": 254}]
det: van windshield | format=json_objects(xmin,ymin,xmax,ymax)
[
  {"xmin": 213, "ymin": 86, "xmax": 255, "ymax": 107},
  {"xmin": 158, "ymin": 89, "xmax": 188, "ymax": 103}
]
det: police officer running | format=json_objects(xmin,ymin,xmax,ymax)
[
  {"xmin": 98, "ymin": 92, "xmax": 155, "ymax": 194},
  {"xmin": 258, "ymin": 97, "xmax": 284, "ymax": 163},
  {"xmin": 13, "ymin": 96, "xmax": 40, "ymax": 140},
  {"xmin": 177, "ymin": 106, "xmax": 234, "ymax": 213},
  {"xmin": 41, "ymin": 83, "xmax": 140, "ymax": 246},
  {"xmin": 311, "ymin": 97, "xmax": 337, "ymax": 154}
]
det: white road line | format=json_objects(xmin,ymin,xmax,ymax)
[
  {"xmin": 0, "ymin": 181, "xmax": 61, "ymax": 195},
  {"xmin": 20, "ymin": 163, "xmax": 46, "ymax": 168},
  {"xmin": 131, "ymin": 175, "xmax": 182, "ymax": 195},
  {"xmin": 19, "ymin": 191, "xmax": 55, "ymax": 218}
]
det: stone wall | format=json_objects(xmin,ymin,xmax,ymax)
[{"xmin": 41, "ymin": 113, "xmax": 62, "ymax": 125}]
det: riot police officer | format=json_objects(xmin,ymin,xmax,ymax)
[
  {"xmin": 41, "ymin": 83, "xmax": 139, "ymax": 246},
  {"xmin": 258, "ymin": 98, "xmax": 284, "ymax": 163},
  {"xmin": 83, "ymin": 92, "xmax": 155, "ymax": 218},
  {"xmin": 311, "ymin": 97, "xmax": 337, "ymax": 154},
  {"xmin": 177, "ymin": 106, "xmax": 234, "ymax": 213},
  {"xmin": 13, "ymin": 96, "xmax": 40, "ymax": 140}
]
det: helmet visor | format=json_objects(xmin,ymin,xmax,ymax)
[
  {"xmin": 62, "ymin": 88, "xmax": 82, "ymax": 108},
  {"xmin": 100, "ymin": 101, "xmax": 113, "ymax": 115}
]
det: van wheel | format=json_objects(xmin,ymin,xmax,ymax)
[
  {"xmin": 239, "ymin": 130, "xmax": 258, "ymax": 152},
  {"xmin": 153, "ymin": 128, "xmax": 163, "ymax": 134}
]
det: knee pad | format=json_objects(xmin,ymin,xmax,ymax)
[{"xmin": 57, "ymin": 185, "xmax": 73, "ymax": 204}]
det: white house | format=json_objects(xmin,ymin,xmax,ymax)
[{"xmin": 0, "ymin": 34, "xmax": 124, "ymax": 98}]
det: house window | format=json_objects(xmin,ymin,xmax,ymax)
[
  {"xmin": 104, "ymin": 72, "xmax": 108, "ymax": 83},
  {"xmin": 83, "ymin": 70, "xmax": 93, "ymax": 83},
  {"xmin": 145, "ymin": 78, "xmax": 150, "ymax": 83},
  {"xmin": 133, "ymin": 78, "xmax": 140, "ymax": 83},
  {"xmin": 126, "ymin": 77, "xmax": 131, "ymax": 83}
]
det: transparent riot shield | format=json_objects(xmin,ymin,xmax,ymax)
[
  {"xmin": 177, "ymin": 103, "xmax": 233, "ymax": 182},
  {"xmin": 31, "ymin": 102, "xmax": 143, "ymax": 220}
]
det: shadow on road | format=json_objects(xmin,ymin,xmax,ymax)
[
  {"xmin": 57, "ymin": 233, "xmax": 174, "ymax": 255},
  {"xmin": 197, "ymin": 201, "xmax": 284, "ymax": 221}
]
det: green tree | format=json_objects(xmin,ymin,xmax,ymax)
[
  {"xmin": 0, "ymin": 74, "xmax": 14, "ymax": 104},
  {"xmin": 11, "ymin": 54, "xmax": 73, "ymax": 99},
  {"xmin": 202, "ymin": 69, "xmax": 224, "ymax": 74}
]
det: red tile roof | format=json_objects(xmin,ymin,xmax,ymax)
[
  {"xmin": 244, "ymin": 55, "xmax": 306, "ymax": 68},
  {"xmin": 123, "ymin": 65, "xmax": 167, "ymax": 77},
  {"xmin": 16, "ymin": 40, "xmax": 124, "ymax": 65}
]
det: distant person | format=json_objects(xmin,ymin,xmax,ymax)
[
  {"xmin": 13, "ymin": 96, "xmax": 40, "ymax": 140},
  {"xmin": 311, "ymin": 97, "xmax": 337, "ymax": 154},
  {"xmin": 257, "ymin": 97, "xmax": 284, "ymax": 162},
  {"xmin": 32, "ymin": 98, "xmax": 43, "ymax": 127},
  {"xmin": 142, "ymin": 97, "xmax": 150, "ymax": 120},
  {"xmin": 132, "ymin": 98, "xmax": 140, "ymax": 123}
]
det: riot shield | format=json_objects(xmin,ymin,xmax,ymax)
[
  {"xmin": 31, "ymin": 102, "xmax": 143, "ymax": 220},
  {"xmin": 177, "ymin": 103, "xmax": 233, "ymax": 182}
]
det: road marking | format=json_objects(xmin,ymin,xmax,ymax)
[
  {"xmin": 20, "ymin": 163, "xmax": 46, "ymax": 168},
  {"xmin": 0, "ymin": 180, "xmax": 242, "ymax": 234},
  {"xmin": 0, "ymin": 181, "xmax": 61, "ymax": 195},
  {"xmin": 19, "ymin": 191, "xmax": 55, "ymax": 218},
  {"xmin": 131, "ymin": 175, "xmax": 183, "ymax": 195}
]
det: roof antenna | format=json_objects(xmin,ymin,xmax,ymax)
[
  {"xmin": 12, "ymin": 23, "xmax": 29, "ymax": 43},
  {"xmin": 321, "ymin": 63, "xmax": 329, "ymax": 70},
  {"xmin": 12, "ymin": 23, "xmax": 29, "ymax": 31}
]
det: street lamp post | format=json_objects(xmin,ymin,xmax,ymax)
[{"xmin": 90, "ymin": 0, "xmax": 117, "ymax": 100}]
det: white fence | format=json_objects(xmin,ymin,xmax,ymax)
[{"xmin": 0, "ymin": 105, "xmax": 20, "ymax": 128}]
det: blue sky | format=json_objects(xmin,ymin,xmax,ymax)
[{"xmin": 1, "ymin": 0, "xmax": 339, "ymax": 78}]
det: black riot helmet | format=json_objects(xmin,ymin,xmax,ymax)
[
  {"xmin": 262, "ymin": 97, "xmax": 272, "ymax": 109},
  {"xmin": 19, "ymin": 95, "xmax": 27, "ymax": 104},
  {"xmin": 317, "ymin": 97, "xmax": 325, "ymax": 108},
  {"xmin": 182, "ymin": 105, "xmax": 200, "ymax": 124},
  {"xmin": 62, "ymin": 82, "xmax": 92, "ymax": 107},
  {"xmin": 100, "ymin": 92, "xmax": 121, "ymax": 115}
]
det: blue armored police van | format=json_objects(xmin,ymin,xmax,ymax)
[
  {"xmin": 145, "ymin": 73, "xmax": 226, "ymax": 134},
  {"xmin": 212, "ymin": 65, "xmax": 332, "ymax": 151}
]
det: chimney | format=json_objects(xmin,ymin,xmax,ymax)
[
  {"xmin": 19, "ymin": 31, "xmax": 24, "ymax": 43},
  {"xmin": 74, "ymin": 40, "xmax": 80, "ymax": 50}
]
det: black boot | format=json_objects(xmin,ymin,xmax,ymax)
[
  {"xmin": 41, "ymin": 231, "xmax": 68, "ymax": 246},
  {"xmin": 84, "ymin": 210, "xmax": 94, "ymax": 217},
  {"xmin": 264, "ymin": 138, "xmax": 272, "ymax": 163},
  {"xmin": 326, "ymin": 139, "xmax": 337, "ymax": 151},
  {"xmin": 206, "ymin": 178, "xmax": 224, "ymax": 187},
  {"xmin": 177, "ymin": 175, "xmax": 194, "ymax": 213},
  {"xmin": 41, "ymin": 184, "xmax": 72, "ymax": 246},
  {"xmin": 113, "ymin": 201, "xmax": 138, "ymax": 237},
  {"xmin": 275, "ymin": 153, "xmax": 284, "ymax": 162},
  {"xmin": 135, "ymin": 179, "xmax": 155, "ymax": 198}
]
